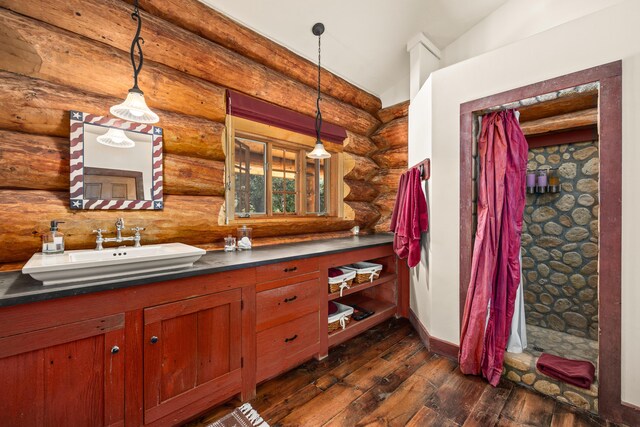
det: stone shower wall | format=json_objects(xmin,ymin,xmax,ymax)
[{"xmin": 521, "ymin": 141, "xmax": 599, "ymax": 340}]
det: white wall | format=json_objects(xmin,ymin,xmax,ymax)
[
  {"xmin": 441, "ymin": 0, "xmax": 627, "ymax": 66},
  {"xmin": 409, "ymin": 0, "xmax": 640, "ymax": 406}
]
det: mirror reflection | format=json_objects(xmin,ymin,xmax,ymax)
[{"xmin": 84, "ymin": 123, "xmax": 154, "ymax": 200}]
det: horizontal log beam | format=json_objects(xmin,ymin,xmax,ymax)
[
  {"xmin": 344, "ymin": 179, "xmax": 379, "ymax": 203},
  {"xmin": 0, "ymin": 72, "xmax": 225, "ymax": 161},
  {"xmin": 343, "ymin": 201, "xmax": 381, "ymax": 229},
  {"xmin": 371, "ymin": 116, "xmax": 408, "ymax": 150},
  {"xmin": 518, "ymin": 90, "xmax": 598, "ymax": 122},
  {"xmin": 0, "ymin": 130, "xmax": 225, "ymax": 196},
  {"xmin": 520, "ymin": 108, "xmax": 598, "ymax": 136},
  {"xmin": 343, "ymin": 153, "xmax": 379, "ymax": 182},
  {"xmin": 0, "ymin": 190, "xmax": 225, "ymax": 262},
  {"xmin": 370, "ymin": 168, "xmax": 403, "ymax": 193},
  {"xmin": 374, "ymin": 215, "xmax": 392, "ymax": 233},
  {"xmin": 343, "ymin": 131, "xmax": 378, "ymax": 157},
  {"xmin": 0, "ymin": 1, "xmax": 380, "ymax": 135},
  {"xmin": 372, "ymin": 147, "xmax": 408, "ymax": 169},
  {"xmin": 132, "ymin": 0, "xmax": 382, "ymax": 115},
  {"xmin": 0, "ymin": 10, "xmax": 227, "ymax": 123},
  {"xmin": 377, "ymin": 101, "xmax": 409, "ymax": 123},
  {"xmin": 0, "ymin": 190, "xmax": 362, "ymax": 263}
]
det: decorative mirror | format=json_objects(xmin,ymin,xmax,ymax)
[{"xmin": 69, "ymin": 111, "xmax": 163, "ymax": 210}]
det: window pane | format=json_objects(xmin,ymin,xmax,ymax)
[
  {"xmin": 285, "ymin": 193, "xmax": 296, "ymax": 213},
  {"xmin": 304, "ymin": 156, "xmax": 329, "ymax": 214},
  {"xmin": 272, "ymin": 193, "xmax": 284, "ymax": 213},
  {"xmin": 235, "ymin": 138, "xmax": 266, "ymax": 215}
]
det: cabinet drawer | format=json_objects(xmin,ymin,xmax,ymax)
[
  {"xmin": 255, "ymin": 258, "xmax": 318, "ymax": 283},
  {"xmin": 257, "ymin": 311, "xmax": 319, "ymax": 382},
  {"xmin": 257, "ymin": 278, "xmax": 320, "ymax": 331}
]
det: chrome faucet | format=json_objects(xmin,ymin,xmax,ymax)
[{"xmin": 93, "ymin": 218, "xmax": 145, "ymax": 250}]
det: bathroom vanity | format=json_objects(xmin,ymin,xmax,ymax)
[{"xmin": 0, "ymin": 235, "xmax": 407, "ymax": 426}]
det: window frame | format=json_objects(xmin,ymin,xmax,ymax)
[{"xmin": 225, "ymin": 116, "xmax": 342, "ymax": 223}]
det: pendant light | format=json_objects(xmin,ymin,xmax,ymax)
[
  {"xmin": 307, "ymin": 23, "xmax": 331, "ymax": 159},
  {"xmin": 109, "ymin": 0, "xmax": 159, "ymax": 124},
  {"xmin": 96, "ymin": 128, "xmax": 135, "ymax": 148}
]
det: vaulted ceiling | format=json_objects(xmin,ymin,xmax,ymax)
[{"xmin": 200, "ymin": 0, "xmax": 508, "ymax": 106}]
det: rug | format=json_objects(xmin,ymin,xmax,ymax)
[{"xmin": 206, "ymin": 403, "xmax": 270, "ymax": 427}]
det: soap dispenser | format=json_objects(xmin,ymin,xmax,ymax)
[{"xmin": 42, "ymin": 220, "xmax": 65, "ymax": 254}]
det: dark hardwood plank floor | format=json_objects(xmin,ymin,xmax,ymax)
[{"xmin": 185, "ymin": 318, "xmax": 619, "ymax": 427}]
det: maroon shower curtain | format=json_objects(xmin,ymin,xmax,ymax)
[{"xmin": 459, "ymin": 110, "xmax": 528, "ymax": 386}]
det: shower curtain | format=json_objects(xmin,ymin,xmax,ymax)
[{"xmin": 459, "ymin": 109, "xmax": 528, "ymax": 386}]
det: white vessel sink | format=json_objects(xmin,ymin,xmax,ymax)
[{"xmin": 22, "ymin": 243, "xmax": 206, "ymax": 286}]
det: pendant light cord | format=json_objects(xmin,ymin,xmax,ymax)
[
  {"xmin": 315, "ymin": 32, "xmax": 322, "ymax": 142},
  {"xmin": 130, "ymin": 0, "xmax": 145, "ymax": 93}
]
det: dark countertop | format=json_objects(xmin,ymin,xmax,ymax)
[{"xmin": 0, "ymin": 234, "xmax": 394, "ymax": 308}]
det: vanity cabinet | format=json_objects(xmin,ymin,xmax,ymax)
[
  {"xmin": 143, "ymin": 290, "xmax": 243, "ymax": 425},
  {"xmin": 0, "ymin": 313, "xmax": 126, "ymax": 427},
  {"xmin": 0, "ymin": 238, "xmax": 407, "ymax": 426},
  {"xmin": 255, "ymin": 260, "xmax": 321, "ymax": 383}
]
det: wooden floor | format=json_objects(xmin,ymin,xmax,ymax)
[{"xmin": 186, "ymin": 318, "xmax": 618, "ymax": 427}]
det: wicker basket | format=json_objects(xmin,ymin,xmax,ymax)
[
  {"xmin": 344, "ymin": 262, "xmax": 383, "ymax": 284},
  {"xmin": 328, "ymin": 302, "xmax": 354, "ymax": 333},
  {"xmin": 328, "ymin": 269, "xmax": 356, "ymax": 296}
]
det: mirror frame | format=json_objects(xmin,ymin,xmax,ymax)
[{"xmin": 69, "ymin": 110, "xmax": 164, "ymax": 210}]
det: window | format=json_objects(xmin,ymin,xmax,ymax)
[{"xmin": 231, "ymin": 132, "xmax": 333, "ymax": 218}]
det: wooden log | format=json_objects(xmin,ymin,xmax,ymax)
[
  {"xmin": 0, "ymin": 130, "xmax": 225, "ymax": 196},
  {"xmin": 371, "ymin": 116, "xmax": 408, "ymax": 150},
  {"xmin": 0, "ymin": 131, "xmax": 68, "ymax": 191},
  {"xmin": 520, "ymin": 108, "xmax": 598, "ymax": 136},
  {"xmin": 0, "ymin": 190, "xmax": 359, "ymax": 263},
  {"xmin": 130, "ymin": 0, "xmax": 382, "ymax": 115},
  {"xmin": 344, "ymin": 201, "xmax": 380, "ymax": 228},
  {"xmin": 374, "ymin": 192, "xmax": 398, "ymax": 217},
  {"xmin": 0, "ymin": 190, "xmax": 225, "ymax": 263},
  {"xmin": 518, "ymin": 90, "xmax": 597, "ymax": 122},
  {"xmin": 343, "ymin": 154, "xmax": 379, "ymax": 182},
  {"xmin": 372, "ymin": 147, "xmax": 408, "ymax": 169},
  {"xmin": 0, "ymin": 1, "xmax": 381, "ymax": 136},
  {"xmin": 0, "ymin": 72, "xmax": 225, "ymax": 161},
  {"xmin": 163, "ymin": 154, "xmax": 224, "ymax": 196},
  {"xmin": 343, "ymin": 131, "xmax": 377, "ymax": 157},
  {"xmin": 371, "ymin": 169, "xmax": 403, "ymax": 193},
  {"xmin": 374, "ymin": 215, "xmax": 392, "ymax": 233},
  {"xmin": 378, "ymin": 101, "xmax": 409, "ymax": 124},
  {"xmin": 0, "ymin": 10, "xmax": 227, "ymax": 124},
  {"xmin": 343, "ymin": 179, "xmax": 379, "ymax": 203}
]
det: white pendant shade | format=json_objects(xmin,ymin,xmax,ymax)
[
  {"xmin": 307, "ymin": 142, "xmax": 331, "ymax": 159},
  {"xmin": 96, "ymin": 128, "xmax": 135, "ymax": 148},
  {"xmin": 110, "ymin": 90, "xmax": 159, "ymax": 124}
]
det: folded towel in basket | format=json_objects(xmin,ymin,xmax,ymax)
[
  {"xmin": 328, "ymin": 268, "xmax": 344, "ymax": 278},
  {"xmin": 536, "ymin": 353, "xmax": 596, "ymax": 389}
]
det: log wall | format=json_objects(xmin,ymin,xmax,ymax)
[
  {"xmin": 0, "ymin": 0, "xmax": 383, "ymax": 265},
  {"xmin": 371, "ymin": 102, "xmax": 410, "ymax": 232}
]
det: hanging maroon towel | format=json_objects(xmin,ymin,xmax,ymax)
[
  {"xmin": 458, "ymin": 110, "xmax": 528, "ymax": 386},
  {"xmin": 226, "ymin": 90, "xmax": 347, "ymax": 144},
  {"xmin": 390, "ymin": 167, "xmax": 428, "ymax": 267},
  {"xmin": 536, "ymin": 353, "xmax": 596, "ymax": 389}
]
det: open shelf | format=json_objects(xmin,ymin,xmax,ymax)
[
  {"xmin": 327, "ymin": 273, "xmax": 396, "ymax": 301},
  {"xmin": 327, "ymin": 295, "xmax": 397, "ymax": 348}
]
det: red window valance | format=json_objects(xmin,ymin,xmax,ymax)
[{"xmin": 226, "ymin": 90, "xmax": 347, "ymax": 144}]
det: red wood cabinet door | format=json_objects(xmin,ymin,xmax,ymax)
[
  {"xmin": 0, "ymin": 314, "xmax": 125, "ymax": 427},
  {"xmin": 143, "ymin": 289, "xmax": 243, "ymax": 425}
]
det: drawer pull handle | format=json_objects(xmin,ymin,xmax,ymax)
[
  {"xmin": 111, "ymin": 345, "xmax": 120, "ymax": 354},
  {"xmin": 284, "ymin": 266, "xmax": 298, "ymax": 273},
  {"xmin": 150, "ymin": 336, "xmax": 158, "ymax": 344},
  {"xmin": 284, "ymin": 334, "xmax": 298, "ymax": 343},
  {"xmin": 284, "ymin": 296, "xmax": 297, "ymax": 303}
]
